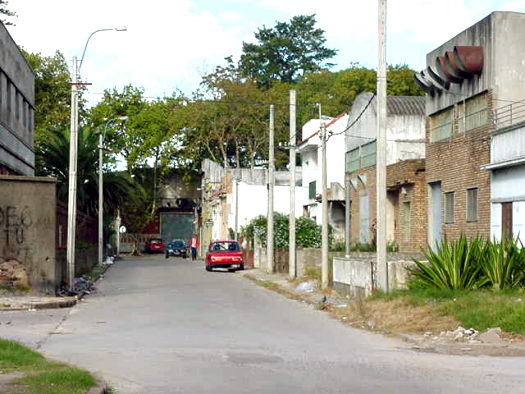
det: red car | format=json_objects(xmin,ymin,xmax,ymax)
[
  {"xmin": 144, "ymin": 238, "xmax": 165, "ymax": 253},
  {"xmin": 205, "ymin": 240, "xmax": 244, "ymax": 272}
]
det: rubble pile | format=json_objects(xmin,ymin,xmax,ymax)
[{"xmin": 0, "ymin": 259, "xmax": 29, "ymax": 289}]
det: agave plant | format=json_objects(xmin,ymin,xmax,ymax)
[
  {"xmin": 480, "ymin": 238, "xmax": 525, "ymax": 290},
  {"xmin": 407, "ymin": 235, "xmax": 488, "ymax": 290}
]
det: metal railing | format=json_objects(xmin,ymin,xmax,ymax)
[{"xmin": 494, "ymin": 99, "xmax": 525, "ymax": 129}]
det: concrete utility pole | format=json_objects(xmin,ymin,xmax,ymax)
[
  {"xmin": 376, "ymin": 0, "xmax": 389, "ymax": 292},
  {"xmin": 66, "ymin": 27, "xmax": 127, "ymax": 292},
  {"xmin": 319, "ymin": 104, "xmax": 329, "ymax": 289},
  {"xmin": 66, "ymin": 56, "xmax": 79, "ymax": 291},
  {"xmin": 289, "ymin": 90, "xmax": 297, "ymax": 279},
  {"xmin": 345, "ymin": 175, "xmax": 351, "ymax": 257},
  {"xmin": 235, "ymin": 171, "xmax": 239, "ymax": 241},
  {"xmin": 267, "ymin": 105, "xmax": 275, "ymax": 273}
]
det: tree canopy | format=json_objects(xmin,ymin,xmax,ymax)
[
  {"xmin": 0, "ymin": 0, "xmax": 16, "ymax": 26},
  {"xmin": 239, "ymin": 14, "xmax": 337, "ymax": 87}
]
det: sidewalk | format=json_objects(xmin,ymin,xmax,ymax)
[{"xmin": 238, "ymin": 268, "xmax": 525, "ymax": 357}]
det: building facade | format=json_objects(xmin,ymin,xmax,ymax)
[
  {"xmin": 0, "ymin": 22, "xmax": 35, "ymax": 176},
  {"xmin": 417, "ymin": 12, "xmax": 525, "ymax": 245},
  {"xmin": 298, "ymin": 113, "xmax": 348, "ymax": 241},
  {"xmin": 345, "ymin": 93, "xmax": 426, "ymax": 252}
]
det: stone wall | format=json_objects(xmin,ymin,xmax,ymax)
[{"xmin": 0, "ymin": 176, "xmax": 56, "ymax": 293}]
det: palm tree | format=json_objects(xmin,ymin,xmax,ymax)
[{"xmin": 35, "ymin": 127, "xmax": 137, "ymax": 217}]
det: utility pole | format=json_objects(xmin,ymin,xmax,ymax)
[
  {"xmin": 234, "ymin": 171, "xmax": 239, "ymax": 241},
  {"xmin": 345, "ymin": 175, "xmax": 351, "ymax": 257},
  {"xmin": 319, "ymin": 104, "xmax": 329, "ymax": 289},
  {"xmin": 115, "ymin": 209, "xmax": 121, "ymax": 257},
  {"xmin": 289, "ymin": 90, "xmax": 297, "ymax": 279},
  {"xmin": 66, "ymin": 56, "xmax": 79, "ymax": 291},
  {"xmin": 267, "ymin": 105, "xmax": 275, "ymax": 274},
  {"xmin": 376, "ymin": 0, "xmax": 388, "ymax": 292},
  {"xmin": 98, "ymin": 131, "xmax": 104, "ymax": 265}
]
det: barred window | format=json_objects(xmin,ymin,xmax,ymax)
[
  {"xmin": 466, "ymin": 188, "xmax": 478, "ymax": 222},
  {"xmin": 445, "ymin": 192, "xmax": 455, "ymax": 224}
]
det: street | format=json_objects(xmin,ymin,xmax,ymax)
[{"xmin": 1, "ymin": 256, "xmax": 525, "ymax": 393}]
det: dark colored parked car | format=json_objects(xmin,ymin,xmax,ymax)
[
  {"xmin": 165, "ymin": 240, "xmax": 188, "ymax": 259},
  {"xmin": 144, "ymin": 238, "xmax": 165, "ymax": 253},
  {"xmin": 205, "ymin": 240, "xmax": 243, "ymax": 272}
]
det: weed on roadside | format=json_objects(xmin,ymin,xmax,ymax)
[{"xmin": 0, "ymin": 339, "xmax": 96, "ymax": 393}]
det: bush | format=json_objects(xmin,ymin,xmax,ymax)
[
  {"xmin": 241, "ymin": 213, "xmax": 328, "ymax": 248},
  {"xmin": 407, "ymin": 235, "xmax": 525, "ymax": 291},
  {"xmin": 481, "ymin": 239, "xmax": 525, "ymax": 290},
  {"xmin": 407, "ymin": 235, "xmax": 487, "ymax": 290}
]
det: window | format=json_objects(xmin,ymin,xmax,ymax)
[
  {"xmin": 430, "ymin": 107, "xmax": 453, "ymax": 142},
  {"xmin": 346, "ymin": 148, "xmax": 360, "ymax": 173},
  {"xmin": 445, "ymin": 192, "xmax": 455, "ymax": 224},
  {"xmin": 309, "ymin": 181, "xmax": 316, "ymax": 200},
  {"xmin": 361, "ymin": 141, "xmax": 376, "ymax": 168},
  {"xmin": 466, "ymin": 188, "xmax": 478, "ymax": 222},
  {"xmin": 402, "ymin": 202, "xmax": 411, "ymax": 241},
  {"xmin": 460, "ymin": 93, "xmax": 488, "ymax": 133}
]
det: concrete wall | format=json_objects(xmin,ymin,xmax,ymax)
[
  {"xmin": 425, "ymin": 12, "xmax": 525, "ymax": 115},
  {"xmin": 333, "ymin": 255, "xmax": 416, "ymax": 297},
  {"xmin": 0, "ymin": 176, "xmax": 56, "ymax": 293},
  {"xmin": 0, "ymin": 22, "xmax": 35, "ymax": 176}
]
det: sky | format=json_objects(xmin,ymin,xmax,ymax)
[{"xmin": 7, "ymin": 0, "xmax": 525, "ymax": 106}]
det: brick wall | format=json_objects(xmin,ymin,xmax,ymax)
[
  {"xmin": 347, "ymin": 159, "xmax": 427, "ymax": 252},
  {"xmin": 426, "ymin": 91, "xmax": 492, "ymax": 241}
]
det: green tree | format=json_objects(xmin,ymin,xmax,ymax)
[
  {"xmin": 22, "ymin": 50, "xmax": 74, "ymax": 145},
  {"xmin": 0, "ymin": 0, "xmax": 16, "ymax": 25},
  {"xmin": 239, "ymin": 14, "xmax": 337, "ymax": 87},
  {"xmin": 36, "ymin": 126, "xmax": 136, "ymax": 217}
]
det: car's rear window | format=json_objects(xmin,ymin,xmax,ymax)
[
  {"xmin": 210, "ymin": 242, "xmax": 240, "ymax": 252},
  {"xmin": 150, "ymin": 239, "xmax": 163, "ymax": 244}
]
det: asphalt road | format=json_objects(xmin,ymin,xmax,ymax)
[{"xmin": 2, "ymin": 256, "xmax": 525, "ymax": 393}]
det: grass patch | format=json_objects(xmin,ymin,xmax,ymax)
[
  {"xmin": 0, "ymin": 339, "xmax": 96, "ymax": 393},
  {"xmin": 367, "ymin": 288, "xmax": 525, "ymax": 334}
]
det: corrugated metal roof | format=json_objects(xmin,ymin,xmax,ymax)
[{"xmin": 386, "ymin": 96, "xmax": 425, "ymax": 115}]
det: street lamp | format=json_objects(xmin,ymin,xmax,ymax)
[
  {"xmin": 66, "ymin": 27, "xmax": 127, "ymax": 292},
  {"xmin": 99, "ymin": 117, "xmax": 128, "ymax": 266}
]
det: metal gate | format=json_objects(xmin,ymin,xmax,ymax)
[{"xmin": 160, "ymin": 212, "xmax": 194, "ymax": 243}]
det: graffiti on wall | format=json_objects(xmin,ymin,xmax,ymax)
[{"xmin": 0, "ymin": 205, "xmax": 33, "ymax": 258}]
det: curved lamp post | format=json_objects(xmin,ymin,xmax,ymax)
[
  {"xmin": 67, "ymin": 27, "xmax": 127, "ymax": 292},
  {"xmin": 99, "ymin": 117, "xmax": 128, "ymax": 266}
]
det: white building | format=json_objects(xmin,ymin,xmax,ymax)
[
  {"xmin": 201, "ymin": 160, "xmax": 304, "ymax": 245},
  {"xmin": 485, "ymin": 102, "xmax": 525, "ymax": 242},
  {"xmin": 297, "ymin": 113, "xmax": 349, "ymax": 240}
]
